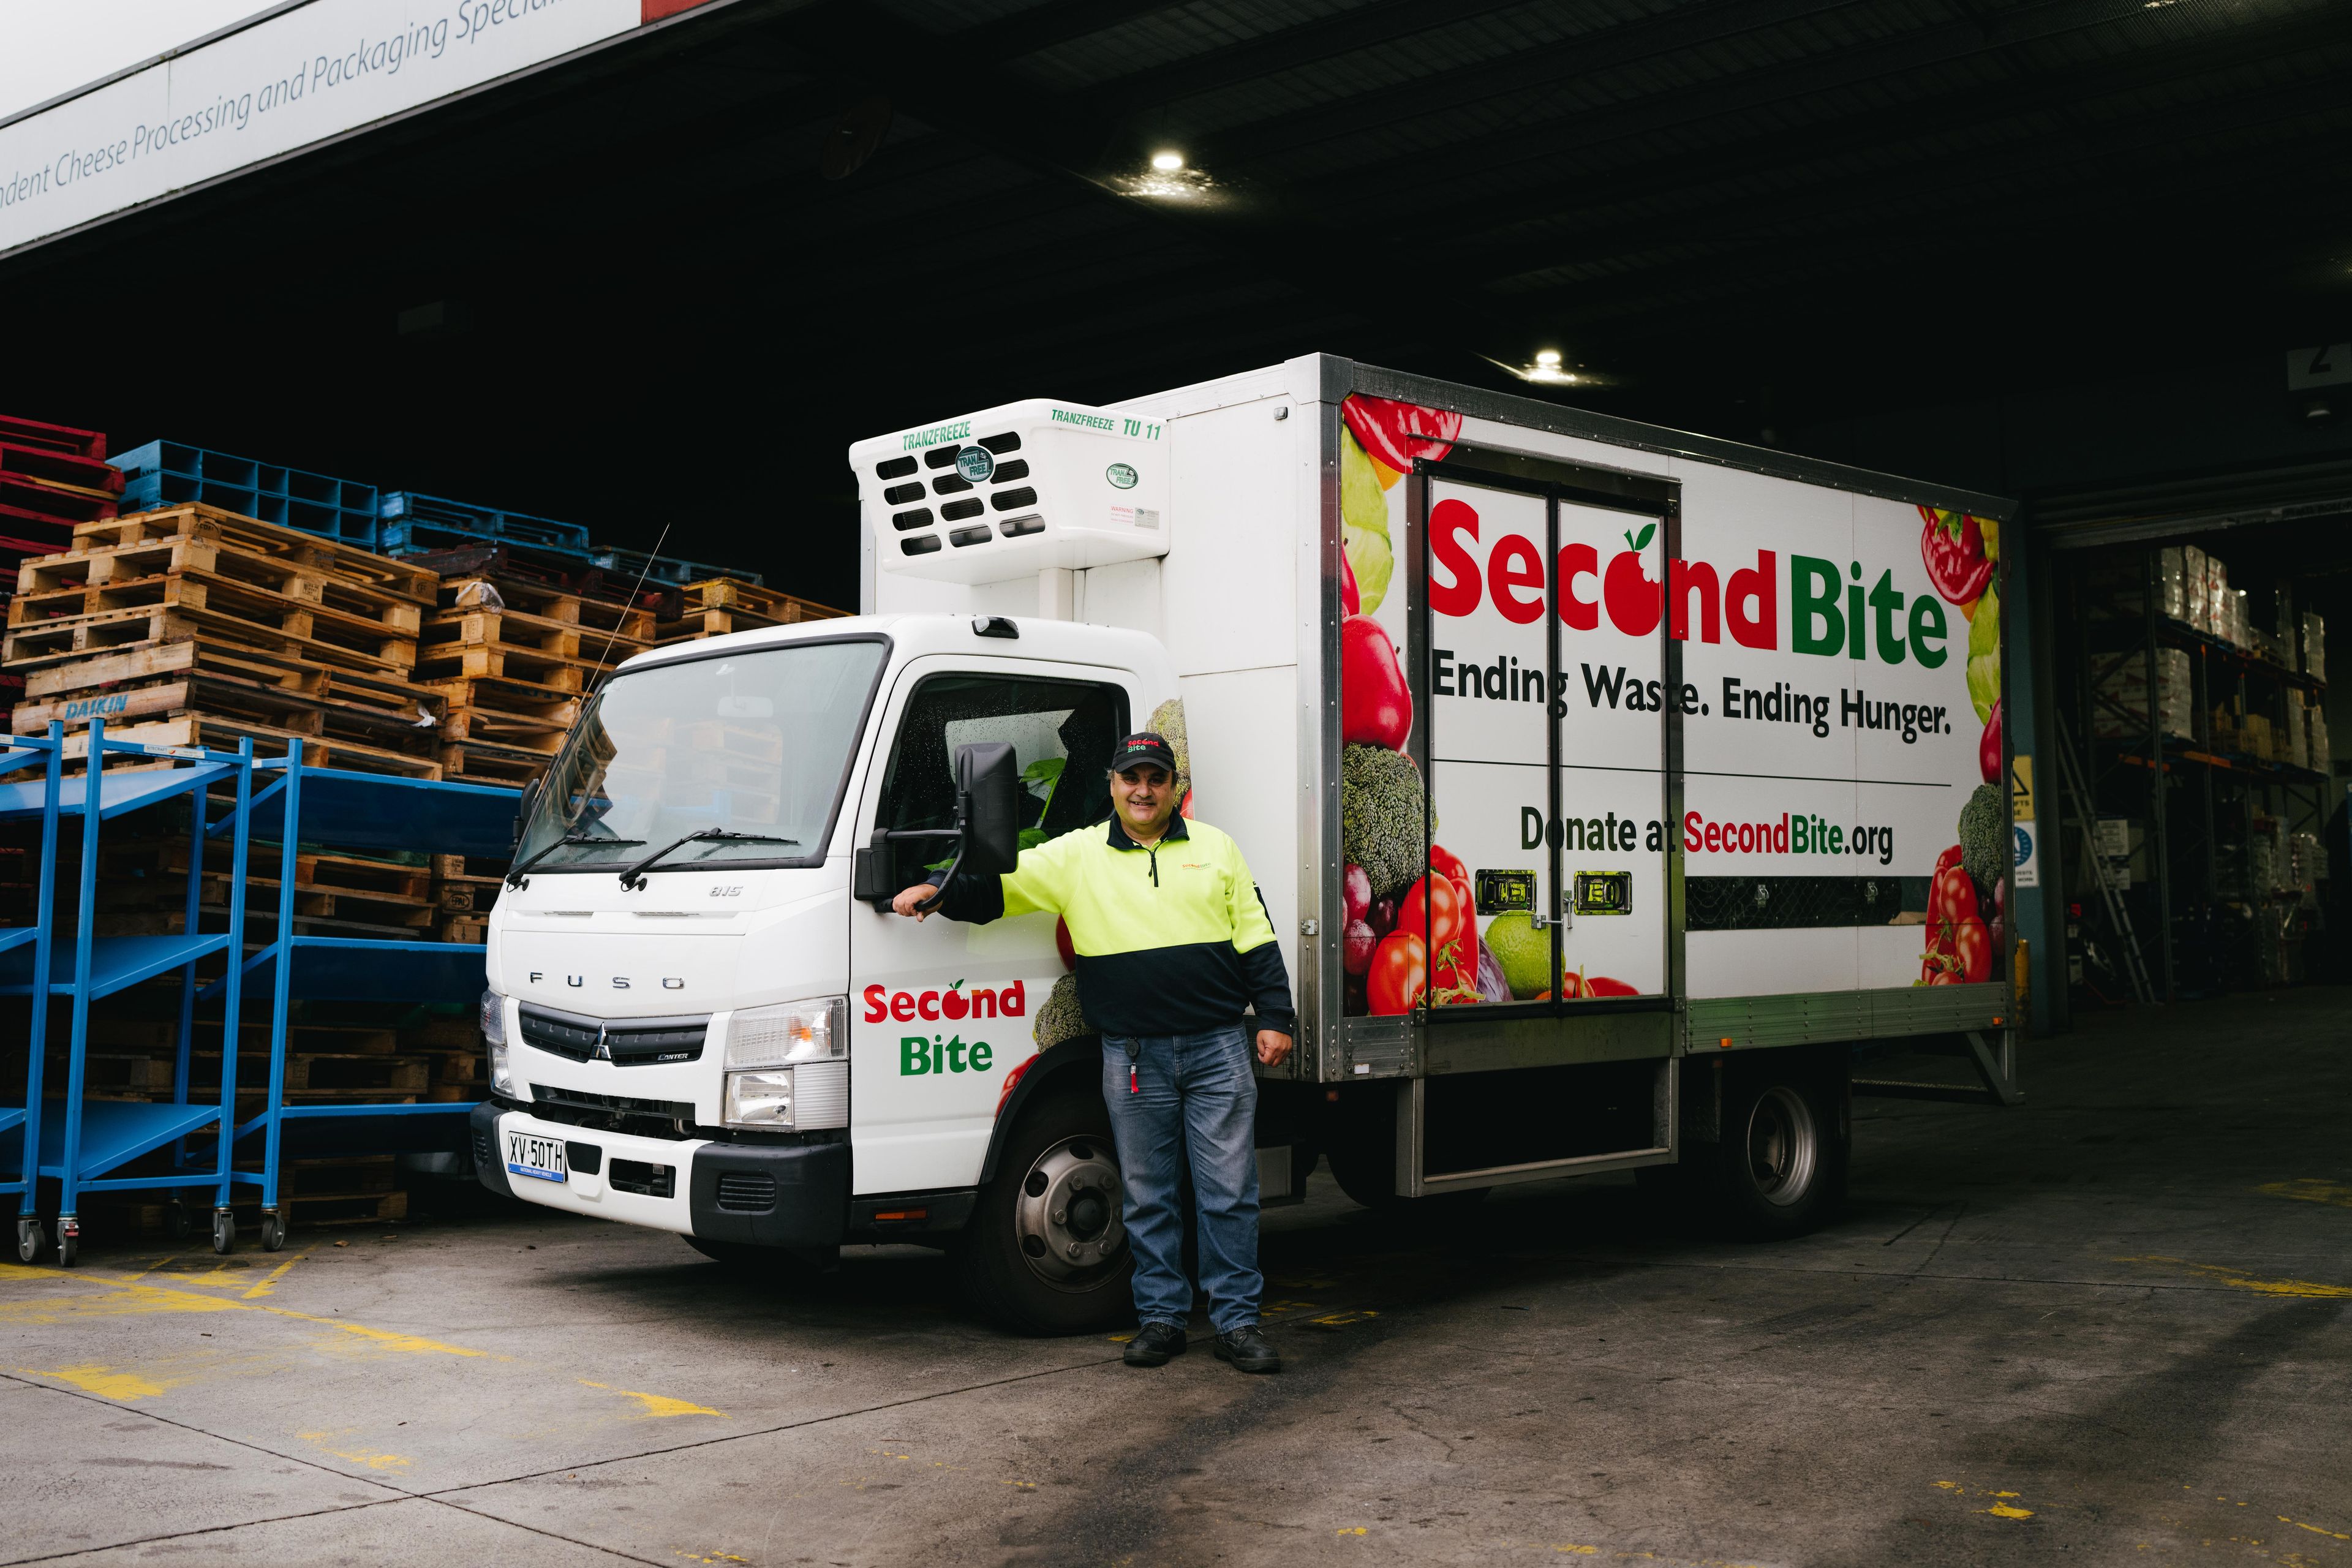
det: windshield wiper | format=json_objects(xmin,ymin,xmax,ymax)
[
  {"xmin": 619, "ymin": 828, "xmax": 800, "ymax": 889},
  {"xmin": 506, "ymin": 832, "xmax": 646, "ymax": 889}
]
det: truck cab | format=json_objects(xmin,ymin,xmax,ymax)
[{"xmin": 471, "ymin": 613, "xmax": 1187, "ymax": 1329}]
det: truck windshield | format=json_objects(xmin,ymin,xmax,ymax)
[{"xmin": 511, "ymin": 638, "xmax": 887, "ymax": 875}]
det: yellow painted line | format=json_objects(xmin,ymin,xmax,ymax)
[
  {"xmin": 2259, "ymin": 1178, "xmax": 2352, "ymax": 1210},
  {"xmin": 260, "ymin": 1305, "xmax": 486, "ymax": 1357},
  {"xmin": 0, "ymin": 1265, "xmax": 488, "ymax": 1360},
  {"xmin": 1983, "ymin": 1504, "xmax": 2034, "ymax": 1520},
  {"xmin": 243, "ymin": 1257, "xmax": 304, "ymax": 1299},
  {"xmin": 295, "ymin": 1429, "xmax": 413, "ymax": 1471},
  {"xmin": 578, "ymin": 1380, "xmax": 726, "ymax": 1419},
  {"xmin": 10, "ymin": 1363, "xmax": 171, "ymax": 1401},
  {"xmin": 1336, "ymin": 1526, "xmax": 1367, "ymax": 1536},
  {"xmin": 2282, "ymin": 1517, "xmax": 2352, "ymax": 1540},
  {"xmin": 1308, "ymin": 1309, "xmax": 1378, "ymax": 1328},
  {"xmin": 2114, "ymin": 1255, "xmax": 2352, "ymax": 1300}
]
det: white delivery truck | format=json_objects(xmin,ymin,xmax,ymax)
[{"xmin": 472, "ymin": 353, "xmax": 2021, "ymax": 1332}]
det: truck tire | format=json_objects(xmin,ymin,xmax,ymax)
[
  {"xmin": 1695, "ymin": 1068, "xmax": 1845, "ymax": 1239},
  {"xmin": 956, "ymin": 1088, "xmax": 1134, "ymax": 1335}
]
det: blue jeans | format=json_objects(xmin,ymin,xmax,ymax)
[{"xmin": 1101, "ymin": 1027, "xmax": 1261, "ymax": 1333}]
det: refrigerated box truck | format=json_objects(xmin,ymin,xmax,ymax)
[{"xmin": 471, "ymin": 353, "xmax": 2021, "ymax": 1332}]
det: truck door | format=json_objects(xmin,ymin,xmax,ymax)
[
  {"xmin": 847, "ymin": 658, "xmax": 1133, "ymax": 1195},
  {"xmin": 1415, "ymin": 463, "xmax": 1678, "ymax": 1008}
]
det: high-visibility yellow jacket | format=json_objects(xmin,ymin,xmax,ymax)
[{"xmin": 937, "ymin": 814, "xmax": 1294, "ymax": 1039}]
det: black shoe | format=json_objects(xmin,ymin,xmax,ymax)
[
  {"xmin": 1213, "ymin": 1325, "xmax": 1281, "ymax": 1373},
  {"xmin": 1123, "ymin": 1321, "xmax": 1188, "ymax": 1366}
]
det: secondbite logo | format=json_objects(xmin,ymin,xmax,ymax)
[{"xmin": 862, "ymin": 979, "xmax": 1027, "ymax": 1023}]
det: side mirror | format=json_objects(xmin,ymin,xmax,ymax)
[
  {"xmin": 956, "ymin": 741, "xmax": 1023, "ymax": 876},
  {"xmin": 514, "ymin": 778, "xmax": 543, "ymax": 850}
]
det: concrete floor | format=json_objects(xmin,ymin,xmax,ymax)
[{"xmin": 4, "ymin": 995, "xmax": 2350, "ymax": 1568}]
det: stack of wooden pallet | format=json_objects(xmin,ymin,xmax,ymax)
[
  {"xmin": 410, "ymin": 543, "xmax": 669, "ymax": 787},
  {"xmin": 431, "ymin": 850, "xmax": 507, "ymax": 944},
  {"xmin": 2, "ymin": 503, "xmax": 445, "ymax": 776},
  {"xmin": 655, "ymin": 577, "xmax": 846, "ymax": 643}
]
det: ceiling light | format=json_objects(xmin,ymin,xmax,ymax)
[
  {"xmin": 1480, "ymin": 352, "xmax": 1613, "ymax": 388},
  {"xmin": 1150, "ymin": 151, "xmax": 1185, "ymax": 172}
]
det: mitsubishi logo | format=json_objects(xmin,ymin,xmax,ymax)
[{"xmin": 593, "ymin": 1023, "xmax": 612, "ymax": 1063}]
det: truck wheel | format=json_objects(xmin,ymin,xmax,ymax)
[
  {"xmin": 957, "ymin": 1089, "xmax": 1133, "ymax": 1335},
  {"xmin": 1698, "ymin": 1071, "xmax": 1845, "ymax": 1239}
]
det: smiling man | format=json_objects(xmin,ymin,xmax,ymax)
[{"xmin": 892, "ymin": 731, "xmax": 1294, "ymax": 1373}]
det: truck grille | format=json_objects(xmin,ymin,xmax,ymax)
[
  {"xmin": 517, "ymin": 1003, "xmax": 708, "ymax": 1065},
  {"xmin": 529, "ymin": 1084, "xmax": 695, "ymax": 1122},
  {"xmin": 716, "ymin": 1172, "xmax": 776, "ymax": 1212}
]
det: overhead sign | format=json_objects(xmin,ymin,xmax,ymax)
[{"xmin": 0, "ymin": 0, "xmax": 643, "ymax": 258}]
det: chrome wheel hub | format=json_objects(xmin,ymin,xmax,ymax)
[
  {"xmin": 1746, "ymin": 1085, "xmax": 1819, "ymax": 1207},
  {"xmin": 1014, "ymin": 1136, "xmax": 1126, "ymax": 1289}
]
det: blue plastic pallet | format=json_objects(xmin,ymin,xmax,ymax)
[
  {"xmin": 593, "ymin": 545, "xmax": 763, "ymax": 587},
  {"xmin": 379, "ymin": 491, "xmax": 592, "ymax": 550},
  {"xmin": 110, "ymin": 440, "xmax": 381, "ymax": 546}
]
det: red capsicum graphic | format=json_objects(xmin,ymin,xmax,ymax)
[
  {"xmin": 1919, "ymin": 505, "xmax": 1993, "ymax": 612},
  {"xmin": 1342, "ymin": 394, "xmax": 1464, "ymax": 480}
]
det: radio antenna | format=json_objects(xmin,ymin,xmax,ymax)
[{"xmin": 588, "ymin": 522, "xmax": 671, "ymax": 690}]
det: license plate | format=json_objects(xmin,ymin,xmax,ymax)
[{"xmin": 506, "ymin": 1131, "xmax": 567, "ymax": 1183}]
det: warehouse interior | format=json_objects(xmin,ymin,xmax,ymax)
[{"xmin": 4, "ymin": 3, "xmax": 2352, "ymax": 1559}]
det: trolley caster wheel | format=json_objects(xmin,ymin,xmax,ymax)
[
  {"xmin": 165, "ymin": 1202, "xmax": 195, "ymax": 1242},
  {"xmin": 15, "ymin": 1219, "xmax": 43, "ymax": 1265},
  {"xmin": 260, "ymin": 1212, "xmax": 286, "ymax": 1253},
  {"xmin": 212, "ymin": 1208, "xmax": 237, "ymax": 1255},
  {"xmin": 56, "ymin": 1218, "xmax": 80, "ymax": 1268}
]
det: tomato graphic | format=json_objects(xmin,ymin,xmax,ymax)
[
  {"xmin": 1934, "ymin": 843, "xmax": 1964, "ymax": 875},
  {"xmin": 1340, "ymin": 614, "xmax": 1412, "ymax": 750},
  {"xmin": 1055, "ymin": 917, "xmax": 1076, "ymax": 971},
  {"xmin": 1396, "ymin": 872, "xmax": 1465, "ymax": 954},
  {"xmin": 1953, "ymin": 916, "xmax": 1991, "ymax": 983},
  {"xmin": 1929, "ymin": 865, "xmax": 1977, "ymax": 925},
  {"xmin": 1427, "ymin": 843, "xmax": 1473, "ymax": 910},
  {"xmin": 1367, "ymin": 931, "xmax": 1427, "ymax": 1015},
  {"xmin": 1341, "ymin": 549, "xmax": 1360, "ymax": 616}
]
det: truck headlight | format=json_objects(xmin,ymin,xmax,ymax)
[
  {"xmin": 728, "ymin": 996, "xmax": 845, "ymax": 1068},
  {"xmin": 723, "ymin": 998, "xmax": 848, "ymax": 1131},
  {"xmin": 481, "ymin": 988, "xmax": 518, "ymax": 1098},
  {"xmin": 723, "ymin": 1069, "xmax": 794, "ymax": 1128}
]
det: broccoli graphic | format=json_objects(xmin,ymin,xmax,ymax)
[
  {"xmin": 1958, "ymin": 782, "xmax": 2005, "ymax": 892},
  {"xmin": 1033, "ymin": 973, "xmax": 1094, "ymax": 1052},
  {"xmin": 1149, "ymin": 695, "xmax": 1191, "ymax": 804},
  {"xmin": 1340, "ymin": 743, "xmax": 1428, "ymax": 899}
]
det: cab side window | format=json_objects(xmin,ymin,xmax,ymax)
[{"xmin": 876, "ymin": 675, "xmax": 1128, "ymax": 887}]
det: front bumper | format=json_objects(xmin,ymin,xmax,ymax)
[{"xmin": 470, "ymin": 1101, "xmax": 848, "ymax": 1248}]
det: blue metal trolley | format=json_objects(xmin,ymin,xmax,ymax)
[
  {"xmin": 197, "ymin": 739, "xmax": 517, "ymax": 1250},
  {"xmin": 0, "ymin": 718, "xmax": 258, "ymax": 1265}
]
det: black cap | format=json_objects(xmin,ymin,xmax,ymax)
[{"xmin": 1109, "ymin": 732, "xmax": 1178, "ymax": 775}]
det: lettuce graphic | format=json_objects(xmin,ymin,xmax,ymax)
[
  {"xmin": 1341, "ymin": 429, "xmax": 1393, "ymax": 613},
  {"xmin": 1343, "ymin": 522, "xmax": 1393, "ymax": 617},
  {"xmin": 1966, "ymin": 581, "xmax": 2000, "ymax": 723}
]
